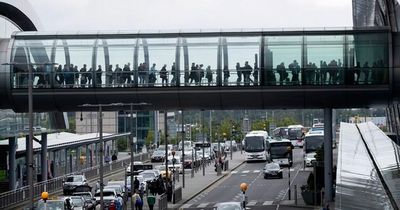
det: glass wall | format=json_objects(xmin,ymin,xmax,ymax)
[{"xmin": 10, "ymin": 31, "xmax": 389, "ymax": 89}]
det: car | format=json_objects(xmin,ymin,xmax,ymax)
[
  {"xmin": 36, "ymin": 199, "xmax": 67, "ymax": 210},
  {"xmin": 263, "ymin": 162, "xmax": 283, "ymax": 179},
  {"xmin": 70, "ymin": 195, "xmax": 88, "ymax": 210},
  {"xmin": 224, "ymin": 140, "xmax": 238, "ymax": 152},
  {"xmin": 214, "ymin": 202, "xmax": 244, "ymax": 210},
  {"xmin": 305, "ymin": 152, "xmax": 316, "ymax": 167},
  {"xmin": 139, "ymin": 170, "xmax": 158, "ymax": 182},
  {"xmin": 94, "ymin": 188, "xmax": 117, "ymax": 208},
  {"xmin": 167, "ymin": 156, "xmax": 183, "ymax": 173},
  {"xmin": 183, "ymin": 155, "xmax": 194, "ymax": 169},
  {"xmin": 73, "ymin": 192, "xmax": 96, "ymax": 210},
  {"xmin": 126, "ymin": 161, "xmax": 153, "ymax": 176},
  {"xmin": 104, "ymin": 185, "xmax": 124, "ymax": 201},
  {"xmin": 154, "ymin": 165, "xmax": 172, "ymax": 179},
  {"xmin": 63, "ymin": 175, "xmax": 88, "ymax": 195},
  {"xmin": 106, "ymin": 181, "xmax": 126, "ymax": 197},
  {"xmin": 151, "ymin": 150, "xmax": 166, "ymax": 162}
]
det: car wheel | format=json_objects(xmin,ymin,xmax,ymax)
[
  {"xmin": 264, "ymin": 175, "xmax": 268, "ymax": 179},
  {"xmin": 279, "ymin": 174, "xmax": 283, "ymax": 179}
]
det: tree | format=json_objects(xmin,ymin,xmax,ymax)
[
  {"xmin": 277, "ymin": 117, "xmax": 298, "ymax": 127},
  {"xmin": 145, "ymin": 130, "xmax": 154, "ymax": 147},
  {"xmin": 116, "ymin": 137, "xmax": 128, "ymax": 151}
]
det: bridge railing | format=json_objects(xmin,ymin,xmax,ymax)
[
  {"xmin": 0, "ymin": 152, "xmax": 149, "ymax": 209},
  {"xmin": 11, "ymin": 66, "xmax": 388, "ymax": 89}
]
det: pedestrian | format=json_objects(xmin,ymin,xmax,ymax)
[
  {"xmin": 108, "ymin": 200, "xmax": 117, "ymax": 210},
  {"xmin": 132, "ymin": 190, "xmax": 143, "ymax": 210},
  {"xmin": 147, "ymin": 194, "xmax": 156, "ymax": 210},
  {"xmin": 160, "ymin": 64, "xmax": 168, "ymax": 86},
  {"xmin": 139, "ymin": 182, "xmax": 145, "ymax": 199},
  {"xmin": 134, "ymin": 176, "xmax": 140, "ymax": 191},
  {"xmin": 206, "ymin": 65, "xmax": 213, "ymax": 86},
  {"xmin": 112, "ymin": 153, "xmax": 117, "ymax": 161},
  {"xmin": 115, "ymin": 193, "xmax": 123, "ymax": 210}
]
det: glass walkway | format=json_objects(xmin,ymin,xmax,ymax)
[{"xmin": 0, "ymin": 27, "xmax": 392, "ymax": 111}]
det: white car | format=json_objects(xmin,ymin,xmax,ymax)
[
  {"xmin": 215, "ymin": 202, "xmax": 244, "ymax": 210},
  {"xmin": 126, "ymin": 161, "xmax": 144, "ymax": 175},
  {"xmin": 304, "ymin": 152, "xmax": 316, "ymax": 167},
  {"xmin": 94, "ymin": 188, "xmax": 117, "ymax": 207},
  {"xmin": 167, "ymin": 156, "xmax": 183, "ymax": 174},
  {"xmin": 139, "ymin": 170, "xmax": 158, "ymax": 182}
]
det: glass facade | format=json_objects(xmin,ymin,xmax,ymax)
[{"xmin": 9, "ymin": 30, "xmax": 389, "ymax": 90}]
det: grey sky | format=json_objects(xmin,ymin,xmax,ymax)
[{"xmin": 29, "ymin": 0, "xmax": 352, "ymax": 31}]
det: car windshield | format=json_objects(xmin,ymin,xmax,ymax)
[
  {"xmin": 217, "ymin": 203, "xmax": 242, "ymax": 210},
  {"xmin": 95, "ymin": 191, "xmax": 115, "ymax": 197},
  {"xmin": 153, "ymin": 151, "xmax": 164, "ymax": 155},
  {"xmin": 37, "ymin": 200, "xmax": 64, "ymax": 210},
  {"xmin": 270, "ymin": 144, "xmax": 291, "ymax": 158},
  {"xmin": 71, "ymin": 198, "xmax": 83, "ymax": 206},
  {"xmin": 288, "ymin": 128, "xmax": 302, "ymax": 140},
  {"xmin": 266, "ymin": 164, "xmax": 280, "ymax": 170},
  {"xmin": 66, "ymin": 176, "xmax": 82, "ymax": 182},
  {"xmin": 305, "ymin": 136, "xmax": 324, "ymax": 153}
]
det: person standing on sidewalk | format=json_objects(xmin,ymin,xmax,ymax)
[
  {"xmin": 147, "ymin": 194, "xmax": 156, "ymax": 210},
  {"xmin": 132, "ymin": 190, "xmax": 143, "ymax": 210}
]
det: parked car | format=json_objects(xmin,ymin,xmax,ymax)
[
  {"xmin": 73, "ymin": 192, "xmax": 96, "ymax": 210},
  {"xmin": 70, "ymin": 195, "xmax": 88, "ymax": 210},
  {"xmin": 63, "ymin": 175, "xmax": 88, "ymax": 195},
  {"xmin": 215, "ymin": 202, "xmax": 244, "ymax": 210},
  {"xmin": 263, "ymin": 162, "xmax": 283, "ymax": 179},
  {"xmin": 151, "ymin": 150, "xmax": 166, "ymax": 162}
]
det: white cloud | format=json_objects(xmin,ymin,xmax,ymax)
[{"xmin": 29, "ymin": 0, "xmax": 353, "ymax": 31}]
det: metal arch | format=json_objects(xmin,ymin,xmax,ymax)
[
  {"xmin": 182, "ymin": 38, "xmax": 189, "ymax": 85},
  {"xmin": 102, "ymin": 39, "xmax": 110, "ymax": 73},
  {"xmin": 216, "ymin": 37, "xmax": 222, "ymax": 86},
  {"xmin": 175, "ymin": 37, "xmax": 181, "ymax": 86},
  {"xmin": 133, "ymin": 39, "xmax": 139, "ymax": 87},
  {"xmin": 62, "ymin": 40, "xmax": 70, "ymax": 73},
  {"xmin": 142, "ymin": 38, "xmax": 150, "ymax": 70},
  {"xmin": 222, "ymin": 37, "xmax": 228, "ymax": 76},
  {"xmin": 259, "ymin": 37, "xmax": 265, "ymax": 86},
  {"xmin": 50, "ymin": 39, "xmax": 57, "ymax": 88},
  {"xmin": 91, "ymin": 39, "xmax": 98, "ymax": 88}
]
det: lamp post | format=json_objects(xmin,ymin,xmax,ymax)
[
  {"xmin": 240, "ymin": 183, "xmax": 248, "ymax": 208},
  {"xmin": 180, "ymin": 110, "xmax": 185, "ymax": 188}
]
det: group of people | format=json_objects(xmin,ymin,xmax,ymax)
[{"xmin": 12, "ymin": 58, "xmax": 387, "ymax": 88}]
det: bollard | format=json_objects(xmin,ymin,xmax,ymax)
[
  {"xmin": 191, "ymin": 168, "xmax": 194, "ymax": 178},
  {"xmin": 217, "ymin": 164, "xmax": 222, "ymax": 176},
  {"xmin": 294, "ymin": 185, "xmax": 297, "ymax": 205}
]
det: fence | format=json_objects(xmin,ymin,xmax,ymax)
[
  {"xmin": 0, "ymin": 152, "xmax": 149, "ymax": 209},
  {"xmin": 173, "ymin": 186, "xmax": 182, "ymax": 204},
  {"xmin": 158, "ymin": 193, "xmax": 168, "ymax": 210}
]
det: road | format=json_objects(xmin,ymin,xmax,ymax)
[{"xmin": 180, "ymin": 148, "xmax": 311, "ymax": 210}]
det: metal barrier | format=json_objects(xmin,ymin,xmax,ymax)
[
  {"xmin": 173, "ymin": 186, "xmax": 182, "ymax": 204},
  {"xmin": 158, "ymin": 193, "xmax": 168, "ymax": 210},
  {"xmin": 224, "ymin": 160, "xmax": 229, "ymax": 171},
  {"xmin": 0, "ymin": 152, "xmax": 149, "ymax": 209}
]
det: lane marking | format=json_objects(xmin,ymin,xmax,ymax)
[
  {"xmin": 253, "ymin": 170, "xmax": 261, "ymax": 173},
  {"xmin": 231, "ymin": 171, "xmax": 238, "ymax": 174},
  {"xmin": 197, "ymin": 202, "xmax": 209, "ymax": 208},
  {"xmin": 263, "ymin": 201, "xmax": 274, "ymax": 205},
  {"xmin": 242, "ymin": 170, "xmax": 250, "ymax": 173},
  {"xmin": 247, "ymin": 200, "xmax": 257, "ymax": 206},
  {"xmin": 180, "ymin": 203, "xmax": 192, "ymax": 208}
]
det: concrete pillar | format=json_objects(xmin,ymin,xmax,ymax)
[
  {"xmin": 324, "ymin": 108, "xmax": 333, "ymax": 202},
  {"xmin": 65, "ymin": 149, "xmax": 68, "ymax": 174},
  {"xmin": 69, "ymin": 149, "xmax": 73, "ymax": 173},
  {"xmin": 41, "ymin": 133, "xmax": 48, "ymax": 182},
  {"xmin": 76, "ymin": 147, "xmax": 80, "ymax": 171},
  {"xmin": 8, "ymin": 136, "xmax": 17, "ymax": 190},
  {"xmin": 52, "ymin": 151, "xmax": 57, "ymax": 177}
]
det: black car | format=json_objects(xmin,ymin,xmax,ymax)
[
  {"xmin": 263, "ymin": 162, "xmax": 283, "ymax": 179},
  {"xmin": 151, "ymin": 150, "xmax": 166, "ymax": 162},
  {"xmin": 73, "ymin": 192, "xmax": 96, "ymax": 210}
]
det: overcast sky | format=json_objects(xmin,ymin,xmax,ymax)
[{"xmin": 29, "ymin": 0, "xmax": 353, "ymax": 31}]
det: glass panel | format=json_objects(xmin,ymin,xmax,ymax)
[
  {"xmin": 306, "ymin": 35, "xmax": 344, "ymax": 85},
  {"xmin": 265, "ymin": 36, "xmax": 302, "ymax": 86},
  {"xmin": 353, "ymin": 33, "xmax": 388, "ymax": 85},
  {"xmin": 138, "ymin": 38, "xmax": 177, "ymax": 87},
  {"xmin": 226, "ymin": 37, "xmax": 260, "ymax": 86},
  {"xmin": 106, "ymin": 39, "xmax": 135, "ymax": 87},
  {"xmin": 185, "ymin": 37, "xmax": 219, "ymax": 87}
]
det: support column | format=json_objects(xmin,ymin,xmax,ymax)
[
  {"xmin": 64, "ymin": 149, "xmax": 68, "ymax": 174},
  {"xmin": 41, "ymin": 133, "xmax": 48, "ymax": 182},
  {"xmin": 52, "ymin": 151, "xmax": 57, "ymax": 177},
  {"xmin": 86, "ymin": 145, "xmax": 90, "ymax": 168},
  {"xmin": 76, "ymin": 147, "xmax": 80, "ymax": 171},
  {"xmin": 324, "ymin": 108, "xmax": 333, "ymax": 202},
  {"xmin": 9, "ymin": 137, "xmax": 17, "ymax": 190}
]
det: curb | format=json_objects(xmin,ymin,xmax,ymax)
[
  {"xmin": 279, "ymin": 203, "xmax": 317, "ymax": 209},
  {"xmin": 175, "ymin": 160, "xmax": 246, "ymax": 210}
]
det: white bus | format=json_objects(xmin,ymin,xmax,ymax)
[
  {"xmin": 243, "ymin": 130, "xmax": 269, "ymax": 162},
  {"xmin": 268, "ymin": 139, "xmax": 293, "ymax": 166}
]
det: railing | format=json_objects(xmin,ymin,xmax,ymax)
[
  {"xmin": 173, "ymin": 186, "xmax": 182, "ymax": 204},
  {"xmin": 0, "ymin": 152, "xmax": 149, "ymax": 209},
  {"xmin": 11, "ymin": 66, "xmax": 389, "ymax": 89},
  {"xmin": 158, "ymin": 193, "xmax": 168, "ymax": 210}
]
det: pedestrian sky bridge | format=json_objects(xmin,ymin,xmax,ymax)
[{"xmin": 0, "ymin": 27, "xmax": 395, "ymax": 112}]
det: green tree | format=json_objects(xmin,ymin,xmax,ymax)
[
  {"xmin": 145, "ymin": 130, "xmax": 154, "ymax": 147},
  {"xmin": 116, "ymin": 137, "xmax": 128, "ymax": 151},
  {"xmin": 277, "ymin": 117, "xmax": 298, "ymax": 127}
]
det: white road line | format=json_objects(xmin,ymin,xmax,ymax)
[
  {"xmin": 197, "ymin": 202, "xmax": 209, "ymax": 208},
  {"xmin": 253, "ymin": 170, "xmax": 261, "ymax": 173},
  {"xmin": 263, "ymin": 201, "xmax": 274, "ymax": 205},
  {"xmin": 247, "ymin": 200, "xmax": 257, "ymax": 206},
  {"xmin": 242, "ymin": 170, "xmax": 250, "ymax": 173},
  {"xmin": 180, "ymin": 204, "xmax": 193, "ymax": 208},
  {"xmin": 231, "ymin": 171, "xmax": 238, "ymax": 174}
]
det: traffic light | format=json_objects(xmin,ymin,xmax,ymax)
[{"xmin": 185, "ymin": 124, "xmax": 191, "ymax": 140}]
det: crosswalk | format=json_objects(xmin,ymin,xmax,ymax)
[
  {"xmin": 180, "ymin": 200, "xmax": 275, "ymax": 209},
  {"xmin": 230, "ymin": 168, "xmax": 295, "ymax": 174}
]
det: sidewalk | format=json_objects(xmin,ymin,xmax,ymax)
[{"xmin": 135, "ymin": 151, "xmax": 245, "ymax": 210}]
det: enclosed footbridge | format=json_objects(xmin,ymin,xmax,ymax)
[{"xmin": 0, "ymin": 27, "xmax": 396, "ymax": 111}]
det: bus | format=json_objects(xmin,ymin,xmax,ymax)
[
  {"xmin": 303, "ymin": 130, "xmax": 324, "ymax": 166},
  {"xmin": 272, "ymin": 127, "xmax": 289, "ymax": 139},
  {"xmin": 287, "ymin": 125, "xmax": 305, "ymax": 148},
  {"xmin": 268, "ymin": 139, "xmax": 293, "ymax": 166},
  {"xmin": 243, "ymin": 130, "xmax": 269, "ymax": 162}
]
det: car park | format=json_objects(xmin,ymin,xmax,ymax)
[
  {"xmin": 73, "ymin": 192, "xmax": 96, "ymax": 210},
  {"xmin": 263, "ymin": 162, "xmax": 283, "ymax": 179},
  {"xmin": 63, "ymin": 175, "xmax": 88, "ymax": 195}
]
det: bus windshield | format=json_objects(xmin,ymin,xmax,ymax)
[
  {"xmin": 305, "ymin": 136, "xmax": 324, "ymax": 153},
  {"xmin": 288, "ymin": 128, "xmax": 302, "ymax": 140},
  {"xmin": 244, "ymin": 136, "xmax": 265, "ymax": 152},
  {"xmin": 270, "ymin": 142, "xmax": 292, "ymax": 159}
]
